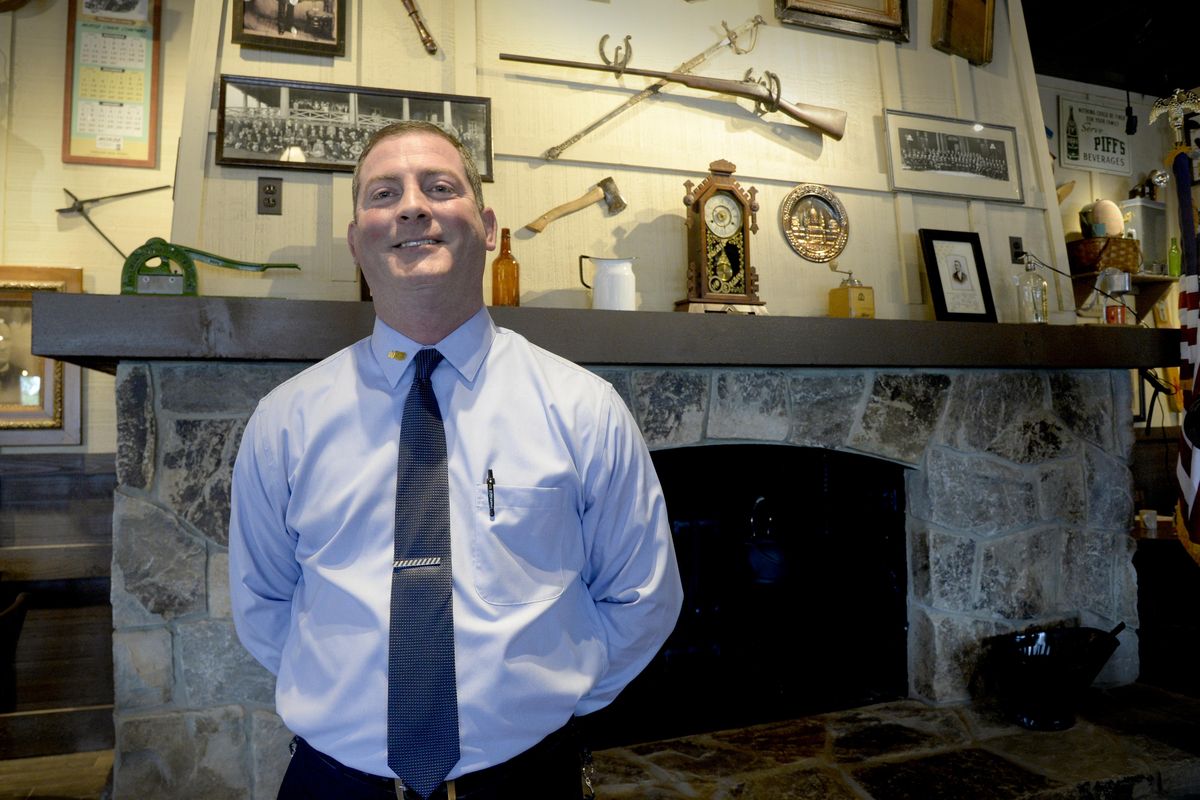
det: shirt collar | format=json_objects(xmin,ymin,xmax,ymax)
[{"xmin": 370, "ymin": 307, "xmax": 496, "ymax": 388}]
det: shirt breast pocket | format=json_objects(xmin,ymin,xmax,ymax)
[{"xmin": 471, "ymin": 484, "xmax": 571, "ymax": 605}]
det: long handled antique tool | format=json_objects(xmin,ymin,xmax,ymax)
[
  {"xmin": 400, "ymin": 0, "xmax": 438, "ymax": 54},
  {"xmin": 542, "ymin": 16, "xmax": 765, "ymax": 160},
  {"xmin": 500, "ymin": 51, "xmax": 847, "ymax": 141}
]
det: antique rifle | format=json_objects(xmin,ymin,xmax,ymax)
[
  {"xmin": 542, "ymin": 16, "xmax": 766, "ymax": 160},
  {"xmin": 499, "ymin": 52, "xmax": 847, "ymax": 141}
]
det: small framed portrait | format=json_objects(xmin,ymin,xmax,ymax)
[
  {"xmin": 231, "ymin": 0, "xmax": 346, "ymax": 58},
  {"xmin": 216, "ymin": 74, "xmax": 493, "ymax": 180},
  {"xmin": 917, "ymin": 229, "xmax": 997, "ymax": 322},
  {"xmin": 0, "ymin": 267, "xmax": 84, "ymax": 446}
]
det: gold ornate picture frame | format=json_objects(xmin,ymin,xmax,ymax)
[{"xmin": 0, "ymin": 267, "xmax": 83, "ymax": 446}]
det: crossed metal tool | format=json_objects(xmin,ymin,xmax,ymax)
[{"xmin": 56, "ymin": 184, "xmax": 172, "ymax": 259}]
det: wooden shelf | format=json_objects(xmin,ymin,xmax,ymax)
[
  {"xmin": 31, "ymin": 293, "xmax": 1183, "ymax": 374},
  {"xmin": 1071, "ymin": 272, "xmax": 1178, "ymax": 322}
]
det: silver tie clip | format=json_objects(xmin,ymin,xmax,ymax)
[{"xmin": 393, "ymin": 557, "xmax": 442, "ymax": 570}]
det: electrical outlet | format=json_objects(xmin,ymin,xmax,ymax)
[
  {"xmin": 1009, "ymin": 236, "xmax": 1024, "ymax": 264},
  {"xmin": 258, "ymin": 177, "xmax": 282, "ymax": 215}
]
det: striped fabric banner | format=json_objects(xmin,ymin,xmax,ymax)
[{"xmin": 1172, "ymin": 148, "xmax": 1200, "ymax": 549}]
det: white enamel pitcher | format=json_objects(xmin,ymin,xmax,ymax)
[{"xmin": 578, "ymin": 255, "xmax": 636, "ymax": 310}]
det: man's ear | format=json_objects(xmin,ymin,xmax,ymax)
[
  {"xmin": 482, "ymin": 207, "xmax": 498, "ymax": 251},
  {"xmin": 346, "ymin": 219, "xmax": 359, "ymax": 262}
]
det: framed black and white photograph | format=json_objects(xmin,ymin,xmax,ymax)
[
  {"xmin": 216, "ymin": 75, "xmax": 493, "ymax": 180},
  {"xmin": 232, "ymin": 0, "xmax": 346, "ymax": 58},
  {"xmin": 884, "ymin": 109, "xmax": 1023, "ymax": 203},
  {"xmin": 917, "ymin": 229, "xmax": 997, "ymax": 322},
  {"xmin": 775, "ymin": 0, "xmax": 909, "ymax": 42},
  {"xmin": 0, "ymin": 267, "xmax": 83, "ymax": 446}
]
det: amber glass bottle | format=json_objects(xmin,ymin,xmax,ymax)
[{"xmin": 491, "ymin": 228, "xmax": 520, "ymax": 306}]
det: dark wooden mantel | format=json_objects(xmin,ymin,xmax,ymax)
[{"xmin": 32, "ymin": 293, "xmax": 1181, "ymax": 374}]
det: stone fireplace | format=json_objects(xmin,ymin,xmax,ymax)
[{"xmin": 32, "ymin": 295, "xmax": 1159, "ymax": 800}]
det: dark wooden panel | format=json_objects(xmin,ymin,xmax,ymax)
[
  {"xmin": 0, "ymin": 706, "xmax": 114, "ymax": 759},
  {"xmin": 13, "ymin": 606, "xmax": 113, "ymax": 712},
  {"xmin": 33, "ymin": 293, "xmax": 1182, "ymax": 373},
  {"xmin": 0, "ymin": 545, "xmax": 111, "ymax": 581}
]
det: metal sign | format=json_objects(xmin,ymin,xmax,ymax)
[{"xmin": 1058, "ymin": 96, "xmax": 1132, "ymax": 175}]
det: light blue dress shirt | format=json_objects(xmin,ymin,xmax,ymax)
[{"xmin": 229, "ymin": 308, "xmax": 683, "ymax": 780}]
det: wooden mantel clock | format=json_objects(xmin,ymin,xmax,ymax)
[{"xmin": 675, "ymin": 159, "xmax": 766, "ymax": 314}]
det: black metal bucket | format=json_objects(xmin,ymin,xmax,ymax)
[{"xmin": 993, "ymin": 623, "xmax": 1123, "ymax": 731}]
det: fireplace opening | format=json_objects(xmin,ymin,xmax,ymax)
[{"xmin": 581, "ymin": 444, "xmax": 909, "ymax": 749}]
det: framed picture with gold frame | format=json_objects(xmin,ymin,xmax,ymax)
[
  {"xmin": 0, "ymin": 267, "xmax": 84, "ymax": 446},
  {"xmin": 775, "ymin": 0, "xmax": 909, "ymax": 42}
]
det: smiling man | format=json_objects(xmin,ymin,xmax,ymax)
[{"xmin": 229, "ymin": 121, "xmax": 682, "ymax": 800}]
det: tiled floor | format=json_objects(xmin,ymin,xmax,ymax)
[
  {"xmin": 592, "ymin": 683, "xmax": 1200, "ymax": 799},
  {"xmin": 2, "ymin": 684, "xmax": 1198, "ymax": 799}
]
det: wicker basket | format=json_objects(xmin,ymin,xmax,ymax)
[{"xmin": 1066, "ymin": 236, "xmax": 1141, "ymax": 275}]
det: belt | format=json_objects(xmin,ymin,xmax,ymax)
[{"xmin": 292, "ymin": 721, "xmax": 582, "ymax": 800}]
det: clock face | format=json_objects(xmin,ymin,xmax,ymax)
[{"xmin": 704, "ymin": 192, "xmax": 742, "ymax": 238}]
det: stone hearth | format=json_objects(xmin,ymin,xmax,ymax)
[{"xmin": 107, "ymin": 358, "xmax": 1137, "ymax": 798}]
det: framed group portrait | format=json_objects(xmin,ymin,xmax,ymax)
[
  {"xmin": 0, "ymin": 267, "xmax": 84, "ymax": 446},
  {"xmin": 884, "ymin": 109, "xmax": 1023, "ymax": 204},
  {"xmin": 216, "ymin": 74, "xmax": 493, "ymax": 180},
  {"xmin": 231, "ymin": 0, "xmax": 346, "ymax": 58}
]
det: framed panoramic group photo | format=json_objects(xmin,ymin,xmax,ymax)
[
  {"xmin": 216, "ymin": 75, "xmax": 493, "ymax": 180},
  {"xmin": 884, "ymin": 109, "xmax": 1023, "ymax": 203},
  {"xmin": 232, "ymin": 0, "xmax": 346, "ymax": 57}
]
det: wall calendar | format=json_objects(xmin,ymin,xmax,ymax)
[{"xmin": 62, "ymin": 0, "xmax": 162, "ymax": 168}]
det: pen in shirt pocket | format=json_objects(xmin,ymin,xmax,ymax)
[{"xmin": 486, "ymin": 468, "xmax": 495, "ymax": 520}]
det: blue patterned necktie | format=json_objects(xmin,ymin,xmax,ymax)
[{"xmin": 388, "ymin": 348, "xmax": 459, "ymax": 799}]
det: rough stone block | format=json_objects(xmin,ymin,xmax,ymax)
[
  {"xmin": 630, "ymin": 370, "xmax": 708, "ymax": 447},
  {"xmin": 250, "ymin": 710, "xmax": 294, "ymax": 800},
  {"xmin": 1084, "ymin": 445, "xmax": 1135, "ymax": 530},
  {"xmin": 1037, "ymin": 461, "xmax": 1087, "ymax": 524},
  {"xmin": 177, "ymin": 619, "xmax": 275, "ymax": 707},
  {"xmin": 158, "ymin": 363, "xmax": 305, "ymax": 414},
  {"xmin": 116, "ymin": 363, "xmax": 155, "ymax": 490},
  {"xmin": 209, "ymin": 550, "xmax": 231, "ymax": 619},
  {"xmin": 909, "ymin": 608, "xmax": 1002, "ymax": 703},
  {"xmin": 707, "ymin": 369, "xmax": 789, "ymax": 441},
  {"xmin": 113, "ymin": 628, "xmax": 174, "ymax": 709},
  {"xmin": 115, "ymin": 706, "xmax": 249, "ymax": 799},
  {"xmin": 786, "ymin": 371, "xmax": 866, "ymax": 448},
  {"xmin": 159, "ymin": 417, "xmax": 246, "ymax": 546},
  {"xmin": 1061, "ymin": 527, "xmax": 1117, "ymax": 618},
  {"xmin": 1050, "ymin": 372, "xmax": 1116, "ymax": 453},
  {"xmin": 851, "ymin": 373, "xmax": 951, "ymax": 464},
  {"xmin": 939, "ymin": 372, "xmax": 1055, "ymax": 461},
  {"xmin": 112, "ymin": 491, "xmax": 207, "ymax": 627},
  {"xmin": 919, "ymin": 447, "xmax": 1039, "ymax": 536},
  {"xmin": 914, "ymin": 527, "xmax": 976, "ymax": 612},
  {"xmin": 977, "ymin": 527, "xmax": 1060, "ymax": 620}
]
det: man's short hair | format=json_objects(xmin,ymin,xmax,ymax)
[{"xmin": 350, "ymin": 121, "xmax": 485, "ymax": 216}]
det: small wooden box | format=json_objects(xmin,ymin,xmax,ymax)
[{"xmin": 830, "ymin": 285, "xmax": 875, "ymax": 318}]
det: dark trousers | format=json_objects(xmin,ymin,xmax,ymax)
[{"xmin": 277, "ymin": 724, "xmax": 585, "ymax": 800}]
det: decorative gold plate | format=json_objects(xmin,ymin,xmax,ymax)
[{"xmin": 780, "ymin": 183, "xmax": 849, "ymax": 263}]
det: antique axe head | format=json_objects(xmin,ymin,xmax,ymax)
[{"xmin": 525, "ymin": 176, "xmax": 627, "ymax": 234}]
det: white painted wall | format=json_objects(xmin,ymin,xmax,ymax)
[{"xmin": 0, "ymin": 0, "xmax": 1181, "ymax": 453}]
